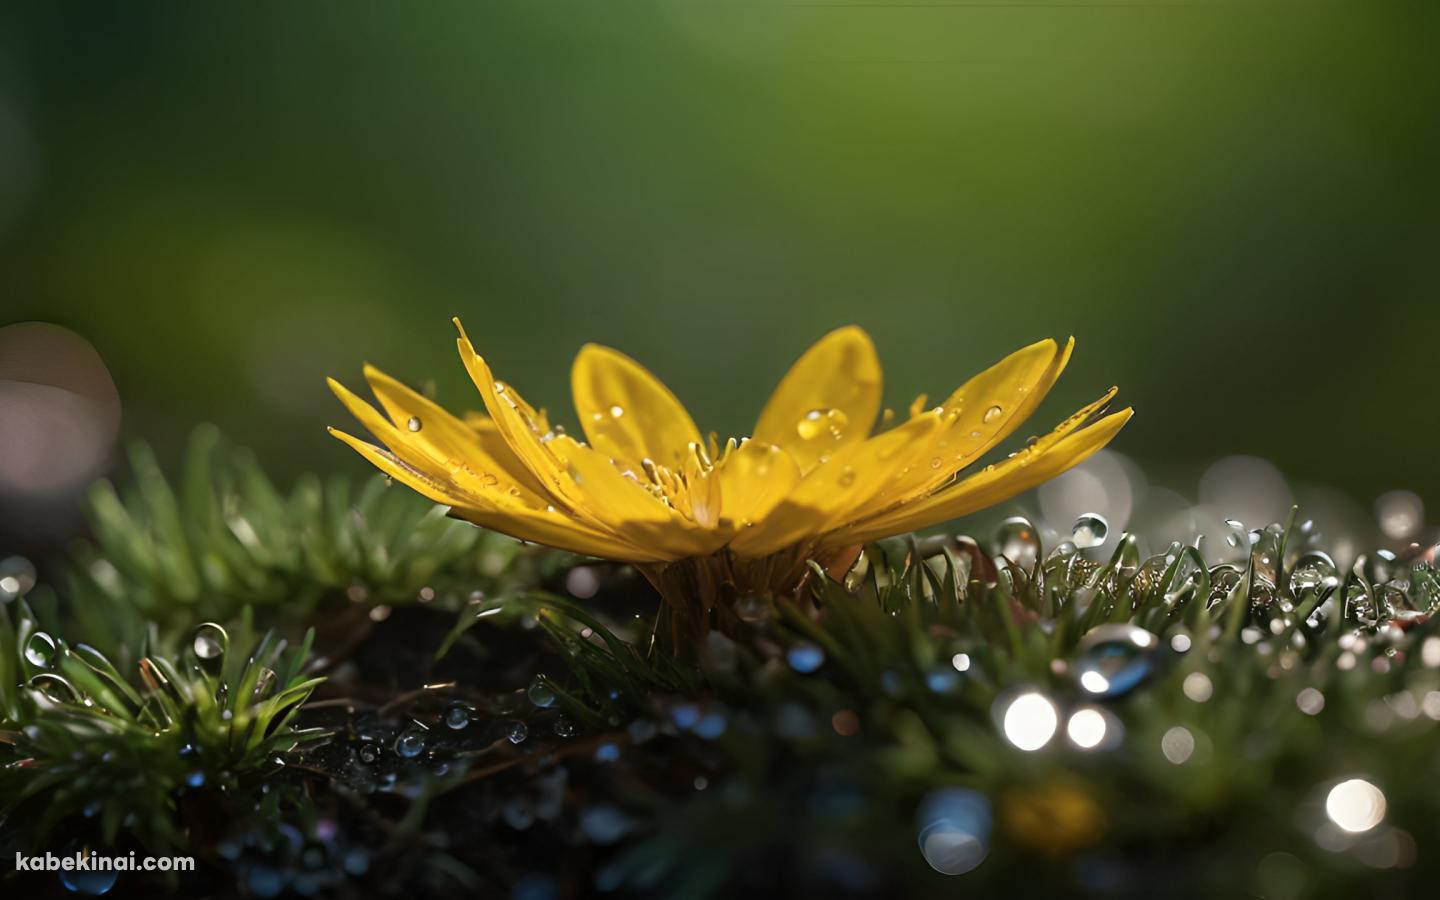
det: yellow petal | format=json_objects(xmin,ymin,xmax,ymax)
[
  {"xmin": 880, "ymin": 338, "xmax": 1071, "ymax": 508},
  {"xmin": 447, "ymin": 503, "xmax": 673, "ymax": 562},
  {"xmin": 826, "ymin": 406, "xmax": 1133, "ymax": 547},
  {"xmin": 328, "ymin": 379, "xmax": 554, "ymax": 511},
  {"xmin": 729, "ymin": 412, "xmax": 942, "ymax": 557},
  {"xmin": 327, "ymin": 428, "xmax": 665, "ymax": 561},
  {"xmin": 752, "ymin": 326, "xmax": 882, "ymax": 473},
  {"xmin": 713, "ymin": 440, "xmax": 801, "ymax": 528},
  {"xmin": 452, "ymin": 320, "xmax": 574, "ymax": 503},
  {"xmin": 571, "ymin": 343, "xmax": 702, "ymax": 471},
  {"xmin": 362, "ymin": 365, "xmax": 550, "ymax": 499}
]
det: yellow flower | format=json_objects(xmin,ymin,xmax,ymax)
[{"xmin": 328, "ymin": 321, "xmax": 1129, "ymax": 626}]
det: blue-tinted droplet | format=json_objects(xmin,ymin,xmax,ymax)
[
  {"xmin": 787, "ymin": 642, "xmax": 825, "ymax": 673},
  {"xmin": 444, "ymin": 703, "xmax": 472, "ymax": 730},
  {"xmin": 527, "ymin": 677, "xmax": 557, "ymax": 709},
  {"xmin": 60, "ymin": 868, "xmax": 120, "ymax": 896},
  {"xmin": 395, "ymin": 730, "xmax": 426, "ymax": 759},
  {"xmin": 1073, "ymin": 624, "xmax": 1159, "ymax": 698}
]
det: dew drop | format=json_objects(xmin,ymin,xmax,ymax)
[
  {"xmin": 406, "ymin": 416, "xmax": 422, "ymax": 432},
  {"xmin": 24, "ymin": 632, "xmax": 57, "ymax": 668},
  {"xmin": 1073, "ymin": 624, "xmax": 1158, "ymax": 698},
  {"xmin": 1289, "ymin": 551, "xmax": 1338, "ymax": 593},
  {"xmin": 796, "ymin": 409, "xmax": 827, "ymax": 441},
  {"xmin": 994, "ymin": 517, "xmax": 1040, "ymax": 569},
  {"xmin": 191, "ymin": 623, "xmax": 228, "ymax": 661},
  {"xmin": 1363, "ymin": 550, "xmax": 1397, "ymax": 585},
  {"xmin": 251, "ymin": 666, "xmax": 276, "ymax": 700},
  {"xmin": 29, "ymin": 673, "xmax": 82, "ymax": 705},
  {"xmin": 983, "ymin": 405, "xmax": 1003, "ymax": 424},
  {"xmin": 59, "ymin": 842, "xmax": 120, "ymax": 896},
  {"xmin": 527, "ymin": 676, "xmax": 557, "ymax": 708},
  {"xmin": 1071, "ymin": 513, "xmax": 1109, "ymax": 549},
  {"xmin": 507, "ymin": 720, "xmax": 529, "ymax": 744},
  {"xmin": 609, "ymin": 405, "xmax": 624, "ymax": 418},
  {"xmin": 394, "ymin": 728, "xmax": 426, "ymax": 759},
  {"xmin": 444, "ymin": 702, "xmax": 472, "ymax": 730}
]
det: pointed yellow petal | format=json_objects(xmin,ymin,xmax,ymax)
[
  {"xmin": 328, "ymin": 428, "xmax": 666, "ymax": 562},
  {"xmin": 571, "ymin": 343, "xmax": 702, "ymax": 471},
  {"xmin": 447, "ymin": 503, "xmax": 673, "ymax": 563},
  {"xmin": 878, "ymin": 338, "xmax": 1071, "ymax": 507},
  {"xmin": 362, "ymin": 365, "xmax": 550, "ymax": 499},
  {"xmin": 728, "ymin": 412, "xmax": 941, "ymax": 557},
  {"xmin": 752, "ymin": 326, "xmax": 882, "ymax": 473},
  {"xmin": 328, "ymin": 379, "xmax": 556, "ymax": 511},
  {"xmin": 825, "ymin": 406, "xmax": 1132, "ymax": 547},
  {"xmin": 327, "ymin": 426, "xmax": 470, "ymax": 508},
  {"xmin": 452, "ymin": 320, "xmax": 574, "ymax": 503}
]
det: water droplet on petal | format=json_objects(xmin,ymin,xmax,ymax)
[
  {"xmin": 507, "ymin": 720, "xmax": 529, "ymax": 744},
  {"xmin": 406, "ymin": 416, "xmax": 422, "ymax": 432},
  {"xmin": 1071, "ymin": 513, "xmax": 1109, "ymax": 549},
  {"xmin": 796, "ymin": 409, "xmax": 826, "ymax": 440},
  {"xmin": 609, "ymin": 405, "xmax": 624, "ymax": 418},
  {"xmin": 983, "ymin": 405, "xmax": 1003, "ymax": 424}
]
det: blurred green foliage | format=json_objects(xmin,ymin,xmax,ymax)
[{"xmin": 1, "ymin": 2, "xmax": 1437, "ymax": 505}]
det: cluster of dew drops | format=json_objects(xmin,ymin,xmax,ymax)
[{"xmin": 988, "ymin": 507, "xmax": 1440, "ymax": 643}]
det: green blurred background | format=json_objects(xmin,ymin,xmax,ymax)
[{"xmin": 2, "ymin": 2, "xmax": 1437, "ymax": 529}]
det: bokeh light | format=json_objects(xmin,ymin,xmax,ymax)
[
  {"xmin": 1325, "ymin": 779, "xmax": 1386, "ymax": 834},
  {"xmin": 1000, "ymin": 691, "xmax": 1058, "ymax": 752}
]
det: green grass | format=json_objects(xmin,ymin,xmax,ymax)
[{"xmin": 3, "ymin": 434, "xmax": 1439, "ymax": 897}]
